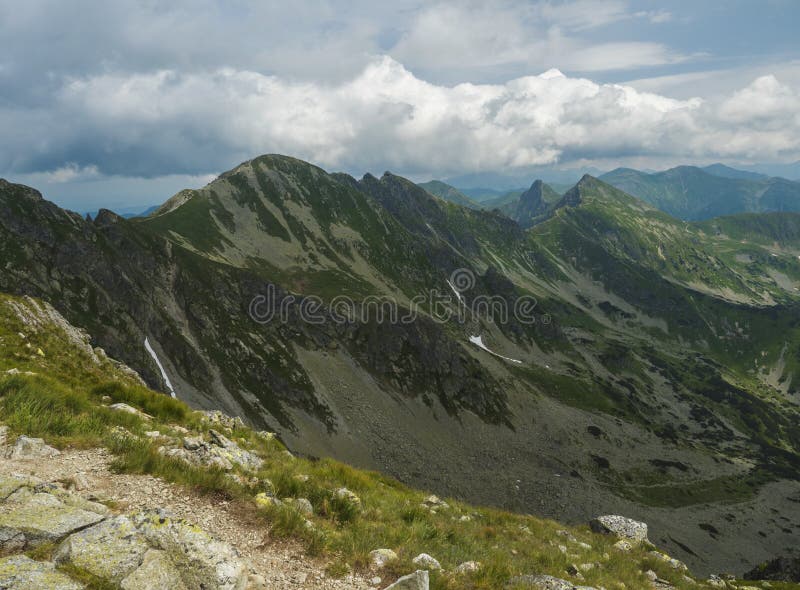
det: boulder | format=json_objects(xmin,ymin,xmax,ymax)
[
  {"xmin": 385, "ymin": 570, "xmax": 429, "ymax": 590},
  {"xmin": 134, "ymin": 510, "xmax": 247, "ymax": 590},
  {"xmin": 369, "ymin": 548, "xmax": 398, "ymax": 568},
  {"xmin": 54, "ymin": 515, "xmax": 151, "ymax": 582},
  {"xmin": 589, "ymin": 515, "xmax": 648, "ymax": 543},
  {"xmin": 55, "ymin": 511, "xmax": 248, "ymax": 590},
  {"xmin": 120, "ymin": 549, "xmax": 187, "ymax": 590},
  {"xmin": 0, "ymin": 555, "xmax": 83, "ymax": 590},
  {"xmin": 0, "ymin": 490, "xmax": 106, "ymax": 551},
  {"xmin": 6, "ymin": 435, "xmax": 60, "ymax": 460}
]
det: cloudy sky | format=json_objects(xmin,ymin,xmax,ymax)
[{"xmin": 2, "ymin": 0, "xmax": 800, "ymax": 210}]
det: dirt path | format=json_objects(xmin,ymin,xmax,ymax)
[{"xmin": 0, "ymin": 447, "xmax": 375, "ymax": 589}]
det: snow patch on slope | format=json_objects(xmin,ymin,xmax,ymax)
[
  {"xmin": 469, "ymin": 335, "xmax": 521, "ymax": 364},
  {"xmin": 144, "ymin": 337, "xmax": 177, "ymax": 398}
]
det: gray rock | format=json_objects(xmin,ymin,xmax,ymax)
[
  {"xmin": 108, "ymin": 403, "xmax": 151, "ymax": 420},
  {"xmin": 6, "ymin": 436, "xmax": 60, "ymax": 460},
  {"xmin": 133, "ymin": 511, "xmax": 247, "ymax": 590},
  {"xmin": 55, "ymin": 511, "xmax": 247, "ymax": 590},
  {"xmin": 369, "ymin": 548, "xmax": 398, "ymax": 568},
  {"xmin": 589, "ymin": 515, "xmax": 648, "ymax": 543},
  {"xmin": 120, "ymin": 549, "xmax": 187, "ymax": 590},
  {"xmin": 412, "ymin": 553, "xmax": 441, "ymax": 570},
  {"xmin": 0, "ymin": 554, "xmax": 83, "ymax": 590},
  {"xmin": 54, "ymin": 515, "xmax": 151, "ymax": 582},
  {"xmin": 0, "ymin": 425, "xmax": 8, "ymax": 446},
  {"xmin": 0, "ymin": 475, "xmax": 33, "ymax": 501},
  {"xmin": 0, "ymin": 491, "xmax": 106, "ymax": 551},
  {"xmin": 161, "ymin": 431, "xmax": 262, "ymax": 473},
  {"xmin": 385, "ymin": 570, "xmax": 429, "ymax": 590}
]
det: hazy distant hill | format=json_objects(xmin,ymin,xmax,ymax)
[{"xmin": 600, "ymin": 165, "xmax": 800, "ymax": 220}]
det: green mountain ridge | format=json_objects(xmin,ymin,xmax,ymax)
[{"xmin": 2, "ymin": 158, "xmax": 800, "ymax": 577}]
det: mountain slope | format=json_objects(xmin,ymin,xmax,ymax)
[
  {"xmin": 417, "ymin": 180, "xmax": 482, "ymax": 209},
  {"xmin": 702, "ymin": 163, "xmax": 768, "ymax": 181},
  {"xmin": 2, "ymin": 161, "xmax": 800, "ymax": 576},
  {"xmin": 600, "ymin": 165, "xmax": 800, "ymax": 220},
  {"xmin": 6, "ymin": 291, "xmax": 776, "ymax": 590}
]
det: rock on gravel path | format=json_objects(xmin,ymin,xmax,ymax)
[{"xmin": 0, "ymin": 447, "xmax": 373, "ymax": 590}]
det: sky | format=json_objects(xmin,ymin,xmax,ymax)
[{"xmin": 2, "ymin": 0, "xmax": 800, "ymax": 210}]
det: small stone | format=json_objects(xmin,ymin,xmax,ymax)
[
  {"xmin": 369, "ymin": 548, "xmax": 398, "ymax": 568},
  {"xmin": 291, "ymin": 498, "xmax": 313, "ymax": 516},
  {"xmin": 454, "ymin": 561, "xmax": 480, "ymax": 574},
  {"xmin": 412, "ymin": 553, "xmax": 441, "ymax": 570},
  {"xmin": 254, "ymin": 493, "xmax": 281, "ymax": 509},
  {"xmin": 247, "ymin": 573, "xmax": 267, "ymax": 590},
  {"xmin": 71, "ymin": 473, "xmax": 91, "ymax": 491},
  {"xmin": 334, "ymin": 487, "xmax": 361, "ymax": 507},
  {"xmin": 108, "ymin": 403, "xmax": 151, "ymax": 420}
]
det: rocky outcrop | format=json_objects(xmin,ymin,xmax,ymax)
[
  {"xmin": 0, "ymin": 479, "xmax": 106, "ymax": 551},
  {"xmin": 0, "ymin": 555, "xmax": 83, "ymax": 590},
  {"xmin": 55, "ymin": 510, "xmax": 247, "ymax": 590},
  {"xmin": 5, "ymin": 435, "xmax": 60, "ymax": 460},
  {"xmin": 158, "ymin": 429, "xmax": 263, "ymax": 472},
  {"xmin": 588, "ymin": 515, "xmax": 648, "ymax": 543},
  {"xmin": 0, "ymin": 457, "xmax": 247, "ymax": 589}
]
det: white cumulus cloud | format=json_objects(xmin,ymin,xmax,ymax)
[{"xmin": 36, "ymin": 56, "xmax": 799, "ymax": 179}]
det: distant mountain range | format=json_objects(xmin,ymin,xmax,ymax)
[
  {"xmin": 599, "ymin": 165, "xmax": 800, "ymax": 220},
  {"xmin": 422, "ymin": 163, "xmax": 800, "ymax": 223},
  {"xmin": 83, "ymin": 204, "xmax": 159, "ymax": 219}
]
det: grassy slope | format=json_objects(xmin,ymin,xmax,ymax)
[{"xmin": 3, "ymin": 293, "xmax": 792, "ymax": 590}]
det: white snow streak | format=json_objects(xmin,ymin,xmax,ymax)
[
  {"xmin": 469, "ymin": 334, "xmax": 522, "ymax": 364},
  {"xmin": 144, "ymin": 337, "xmax": 177, "ymax": 398}
]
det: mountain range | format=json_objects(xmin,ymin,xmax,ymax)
[
  {"xmin": 2, "ymin": 155, "xmax": 800, "ymax": 576},
  {"xmin": 422, "ymin": 163, "xmax": 800, "ymax": 223}
]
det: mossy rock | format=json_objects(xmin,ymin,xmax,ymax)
[{"xmin": 0, "ymin": 554, "xmax": 83, "ymax": 590}]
